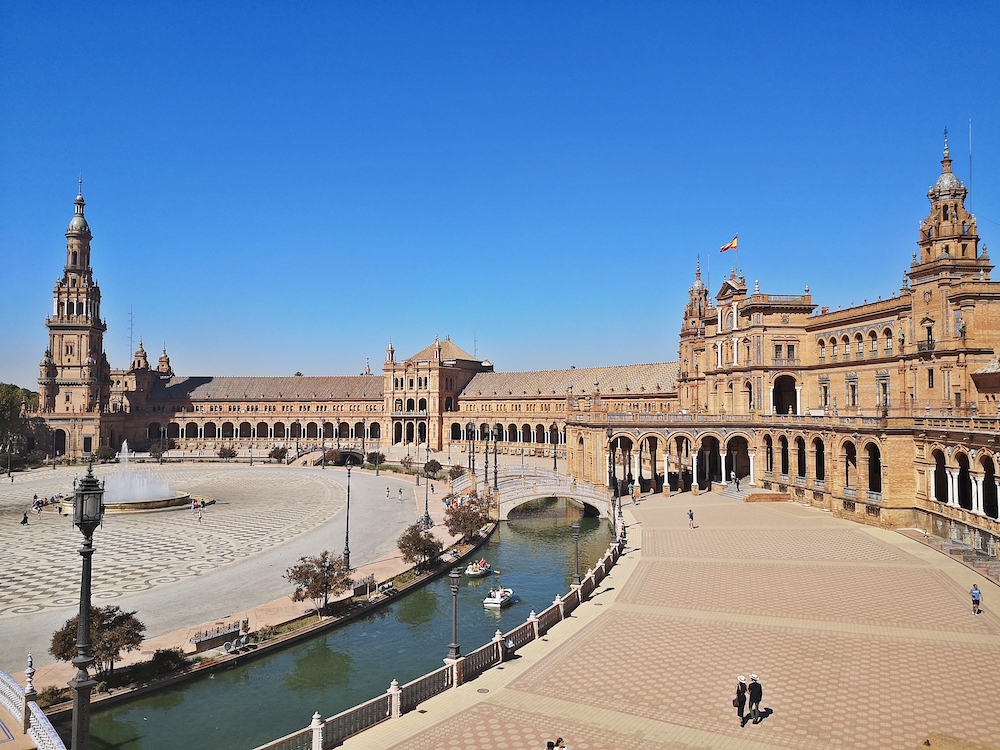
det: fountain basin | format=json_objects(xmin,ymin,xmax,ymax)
[{"xmin": 58, "ymin": 493, "xmax": 210, "ymax": 514}]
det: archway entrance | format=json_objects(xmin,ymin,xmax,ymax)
[
  {"xmin": 773, "ymin": 375, "xmax": 797, "ymax": 415},
  {"xmin": 957, "ymin": 453, "xmax": 973, "ymax": 510},
  {"xmin": 932, "ymin": 450, "xmax": 947, "ymax": 503},
  {"xmin": 982, "ymin": 456, "xmax": 998, "ymax": 519},
  {"xmin": 725, "ymin": 436, "xmax": 750, "ymax": 482}
]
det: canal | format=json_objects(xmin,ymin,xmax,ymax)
[{"xmin": 79, "ymin": 498, "xmax": 612, "ymax": 750}]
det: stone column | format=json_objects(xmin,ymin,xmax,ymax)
[
  {"xmin": 795, "ymin": 386, "xmax": 802, "ymax": 415},
  {"xmin": 972, "ymin": 475, "xmax": 984, "ymax": 515},
  {"xmin": 947, "ymin": 469, "xmax": 958, "ymax": 507},
  {"xmin": 691, "ymin": 452, "xmax": 699, "ymax": 495},
  {"xmin": 748, "ymin": 452, "xmax": 756, "ymax": 486}
]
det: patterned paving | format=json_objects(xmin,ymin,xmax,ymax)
[
  {"xmin": 384, "ymin": 702, "xmax": 696, "ymax": 750},
  {"xmin": 366, "ymin": 489, "xmax": 1000, "ymax": 750},
  {"xmin": 0, "ymin": 466, "xmax": 344, "ymax": 616}
]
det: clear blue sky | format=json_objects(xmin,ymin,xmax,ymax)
[{"xmin": 2, "ymin": 2, "xmax": 999, "ymax": 390}]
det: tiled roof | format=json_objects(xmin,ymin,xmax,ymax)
[
  {"xmin": 407, "ymin": 337, "xmax": 478, "ymax": 363},
  {"xmin": 974, "ymin": 357, "xmax": 1000, "ymax": 375},
  {"xmin": 149, "ymin": 375, "xmax": 384, "ymax": 401},
  {"xmin": 461, "ymin": 362, "xmax": 679, "ymax": 398}
]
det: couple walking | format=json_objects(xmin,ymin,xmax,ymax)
[{"xmin": 733, "ymin": 674, "xmax": 763, "ymax": 726}]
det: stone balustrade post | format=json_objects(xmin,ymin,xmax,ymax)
[
  {"xmin": 528, "ymin": 610, "xmax": 540, "ymax": 639},
  {"xmin": 553, "ymin": 593, "xmax": 564, "ymax": 620},
  {"xmin": 22, "ymin": 653, "xmax": 35, "ymax": 735},
  {"xmin": 388, "ymin": 678, "xmax": 401, "ymax": 719},
  {"xmin": 310, "ymin": 711, "xmax": 323, "ymax": 750}
]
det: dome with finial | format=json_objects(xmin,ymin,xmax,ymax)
[
  {"xmin": 929, "ymin": 129, "xmax": 966, "ymax": 198},
  {"xmin": 689, "ymin": 260, "xmax": 706, "ymax": 293},
  {"xmin": 66, "ymin": 180, "xmax": 91, "ymax": 235}
]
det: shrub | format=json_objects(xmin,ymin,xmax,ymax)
[
  {"xmin": 449, "ymin": 465, "xmax": 465, "ymax": 480},
  {"xmin": 269, "ymin": 446, "xmax": 288, "ymax": 461}
]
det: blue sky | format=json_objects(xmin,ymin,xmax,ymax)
[{"xmin": 2, "ymin": 2, "xmax": 999, "ymax": 390}]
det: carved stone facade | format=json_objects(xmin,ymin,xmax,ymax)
[{"xmin": 29, "ymin": 138, "xmax": 1000, "ymax": 547}]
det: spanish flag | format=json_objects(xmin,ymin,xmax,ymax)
[{"xmin": 720, "ymin": 234, "xmax": 738, "ymax": 253}]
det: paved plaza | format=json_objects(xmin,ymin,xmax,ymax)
[
  {"xmin": 344, "ymin": 490, "xmax": 1000, "ymax": 750},
  {"xmin": 0, "ymin": 462, "xmax": 425, "ymax": 674}
]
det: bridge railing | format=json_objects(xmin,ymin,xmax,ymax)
[
  {"xmin": 253, "ymin": 535, "xmax": 627, "ymax": 750},
  {"xmin": 0, "ymin": 669, "xmax": 67, "ymax": 750}
]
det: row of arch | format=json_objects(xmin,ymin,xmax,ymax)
[
  {"xmin": 149, "ymin": 421, "xmax": 381, "ymax": 441},
  {"xmin": 818, "ymin": 327, "xmax": 896, "ymax": 357},
  {"xmin": 448, "ymin": 422, "xmax": 563, "ymax": 445},
  {"xmin": 931, "ymin": 449, "xmax": 1000, "ymax": 519}
]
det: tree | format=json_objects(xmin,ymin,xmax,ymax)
[
  {"xmin": 400, "ymin": 455, "xmax": 413, "ymax": 472},
  {"xmin": 93, "ymin": 445, "xmax": 115, "ymax": 463},
  {"xmin": 424, "ymin": 459, "xmax": 442, "ymax": 477},
  {"xmin": 397, "ymin": 523, "xmax": 443, "ymax": 567},
  {"xmin": 366, "ymin": 451, "xmax": 385, "ymax": 466},
  {"xmin": 50, "ymin": 606, "xmax": 145, "ymax": 676},
  {"xmin": 284, "ymin": 551, "xmax": 352, "ymax": 616},
  {"xmin": 269, "ymin": 446, "xmax": 288, "ymax": 461},
  {"xmin": 149, "ymin": 441, "xmax": 166, "ymax": 462},
  {"xmin": 0, "ymin": 383, "xmax": 36, "ymax": 440},
  {"xmin": 448, "ymin": 465, "xmax": 465, "ymax": 481},
  {"xmin": 217, "ymin": 446, "xmax": 237, "ymax": 461},
  {"xmin": 444, "ymin": 493, "xmax": 492, "ymax": 541}
]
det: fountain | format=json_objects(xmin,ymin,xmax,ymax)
[{"xmin": 64, "ymin": 441, "xmax": 194, "ymax": 514}]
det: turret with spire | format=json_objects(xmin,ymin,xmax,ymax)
[{"xmin": 911, "ymin": 130, "xmax": 988, "ymax": 282}]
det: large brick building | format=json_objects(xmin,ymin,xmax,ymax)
[{"xmin": 31, "ymin": 137, "xmax": 1000, "ymax": 550}]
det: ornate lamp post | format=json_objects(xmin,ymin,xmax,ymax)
[
  {"xmin": 467, "ymin": 423, "xmax": 475, "ymax": 474},
  {"xmin": 552, "ymin": 426, "xmax": 558, "ymax": 472},
  {"xmin": 571, "ymin": 521, "xmax": 581, "ymax": 586},
  {"xmin": 447, "ymin": 568, "xmax": 462, "ymax": 659},
  {"xmin": 374, "ymin": 441, "xmax": 380, "ymax": 476},
  {"xmin": 483, "ymin": 429, "xmax": 489, "ymax": 486},
  {"xmin": 343, "ymin": 458, "xmax": 353, "ymax": 570},
  {"xmin": 69, "ymin": 463, "xmax": 104, "ymax": 750},
  {"xmin": 416, "ymin": 437, "xmax": 421, "ymax": 486}
]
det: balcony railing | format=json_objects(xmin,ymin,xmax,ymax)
[{"xmin": 917, "ymin": 340, "xmax": 936, "ymax": 352}]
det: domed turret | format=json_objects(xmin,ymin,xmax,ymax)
[
  {"xmin": 66, "ymin": 181, "xmax": 91, "ymax": 238},
  {"xmin": 928, "ymin": 130, "xmax": 967, "ymax": 200}
]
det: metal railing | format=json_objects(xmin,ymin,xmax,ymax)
[{"xmin": 322, "ymin": 693, "xmax": 392, "ymax": 746}]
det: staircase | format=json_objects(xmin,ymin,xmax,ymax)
[{"xmin": 899, "ymin": 530, "xmax": 1000, "ymax": 584}]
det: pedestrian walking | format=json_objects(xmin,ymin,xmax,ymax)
[
  {"xmin": 747, "ymin": 674, "xmax": 762, "ymax": 724},
  {"xmin": 198, "ymin": 509, "xmax": 204, "ymax": 524},
  {"xmin": 971, "ymin": 584, "xmax": 982, "ymax": 615},
  {"xmin": 734, "ymin": 675, "xmax": 747, "ymax": 723},
  {"xmin": 386, "ymin": 487, "xmax": 390, "ymax": 499},
  {"xmin": 21, "ymin": 512, "xmax": 28, "ymax": 525},
  {"xmin": 735, "ymin": 475, "xmax": 740, "ymax": 491},
  {"xmin": 398, "ymin": 488, "xmax": 403, "ymax": 500},
  {"xmin": 688, "ymin": 508, "xmax": 695, "ymax": 529},
  {"xmin": 555, "ymin": 738, "xmax": 569, "ymax": 749}
]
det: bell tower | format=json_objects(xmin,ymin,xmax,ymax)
[
  {"xmin": 910, "ymin": 130, "xmax": 989, "ymax": 283},
  {"xmin": 38, "ymin": 184, "xmax": 109, "ymax": 416}
]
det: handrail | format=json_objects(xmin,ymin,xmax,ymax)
[{"xmin": 253, "ymin": 537, "xmax": 626, "ymax": 750}]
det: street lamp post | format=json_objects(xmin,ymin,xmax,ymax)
[
  {"xmin": 374, "ymin": 442, "xmax": 380, "ymax": 476},
  {"xmin": 416, "ymin": 438, "xmax": 421, "ymax": 486},
  {"xmin": 447, "ymin": 568, "xmax": 461, "ymax": 659},
  {"xmin": 571, "ymin": 521, "xmax": 581, "ymax": 586},
  {"xmin": 69, "ymin": 463, "xmax": 104, "ymax": 750},
  {"xmin": 492, "ymin": 430, "xmax": 498, "ymax": 491},
  {"xmin": 552, "ymin": 428, "xmax": 558, "ymax": 472},
  {"xmin": 249, "ymin": 445, "xmax": 253, "ymax": 466},
  {"xmin": 422, "ymin": 462, "xmax": 432, "ymax": 530},
  {"xmin": 483, "ymin": 432, "xmax": 489, "ymax": 487},
  {"xmin": 343, "ymin": 459, "xmax": 353, "ymax": 570}
]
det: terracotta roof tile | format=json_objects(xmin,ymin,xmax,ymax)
[
  {"xmin": 461, "ymin": 362, "xmax": 678, "ymax": 398},
  {"xmin": 149, "ymin": 375, "xmax": 383, "ymax": 401}
]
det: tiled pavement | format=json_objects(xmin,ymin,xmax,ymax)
[{"xmin": 344, "ymin": 491, "xmax": 1000, "ymax": 750}]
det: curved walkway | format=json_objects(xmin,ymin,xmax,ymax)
[
  {"xmin": 344, "ymin": 490, "xmax": 1000, "ymax": 750},
  {"xmin": 0, "ymin": 464, "xmax": 431, "ymax": 675}
]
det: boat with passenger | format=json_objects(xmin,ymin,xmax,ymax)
[
  {"xmin": 465, "ymin": 558, "xmax": 492, "ymax": 577},
  {"xmin": 483, "ymin": 584, "xmax": 513, "ymax": 609}
]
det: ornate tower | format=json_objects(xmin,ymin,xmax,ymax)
[
  {"xmin": 38, "ymin": 186, "xmax": 109, "ymax": 416},
  {"xmin": 677, "ymin": 261, "xmax": 711, "ymax": 410},
  {"xmin": 911, "ymin": 130, "xmax": 988, "ymax": 282}
]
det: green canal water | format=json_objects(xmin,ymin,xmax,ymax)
[{"xmin": 77, "ymin": 498, "xmax": 612, "ymax": 750}]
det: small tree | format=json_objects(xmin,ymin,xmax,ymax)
[
  {"xmin": 444, "ymin": 493, "xmax": 492, "ymax": 541},
  {"xmin": 424, "ymin": 459, "xmax": 442, "ymax": 477},
  {"xmin": 269, "ymin": 446, "xmax": 288, "ymax": 461},
  {"xmin": 448, "ymin": 464, "xmax": 465, "ymax": 480},
  {"xmin": 284, "ymin": 551, "xmax": 352, "ymax": 616},
  {"xmin": 366, "ymin": 451, "xmax": 385, "ymax": 466},
  {"xmin": 93, "ymin": 445, "xmax": 115, "ymax": 463},
  {"xmin": 217, "ymin": 446, "xmax": 237, "ymax": 461},
  {"xmin": 149, "ymin": 440, "xmax": 167, "ymax": 462},
  {"xmin": 50, "ymin": 606, "xmax": 145, "ymax": 676},
  {"xmin": 400, "ymin": 455, "xmax": 413, "ymax": 472},
  {"xmin": 323, "ymin": 448, "xmax": 345, "ymax": 465},
  {"xmin": 397, "ymin": 523, "xmax": 443, "ymax": 567}
]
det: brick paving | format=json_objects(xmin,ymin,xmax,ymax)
[{"xmin": 347, "ymin": 490, "xmax": 1000, "ymax": 750}]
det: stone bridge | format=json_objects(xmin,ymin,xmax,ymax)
[{"xmin": 456, "ymin": 466, "xmax": 613, "ymax": 521}]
